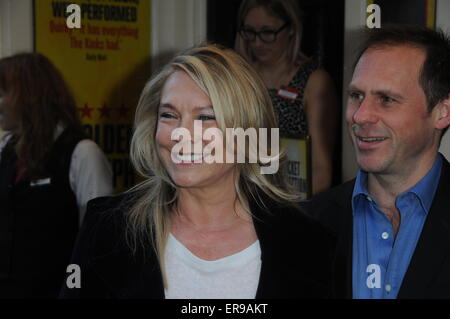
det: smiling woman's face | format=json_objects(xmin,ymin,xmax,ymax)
[{"xmin": 155, "ymin": 71, "xmax": 236, "ymax": 189}]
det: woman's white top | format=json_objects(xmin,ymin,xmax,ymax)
[{"xmin": 164, "ymin": 233, "xmax": 262, "ymax": 299}]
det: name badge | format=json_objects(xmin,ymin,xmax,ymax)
[
  {"xmin": 30, "ymin": 178, "xmax": 51, "ymax": 187},
  {"xmin": 276, "ymin": 86, "xmax": 300, "ymax": 101}
]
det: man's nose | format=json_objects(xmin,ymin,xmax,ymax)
[{"xmin": 352, "ymin": 98, "xmax": 378, "ymax": 125}]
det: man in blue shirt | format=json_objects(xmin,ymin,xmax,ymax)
[{"xmin": 304, "ymin": 25, "xmax": 450, "ymax": 298}]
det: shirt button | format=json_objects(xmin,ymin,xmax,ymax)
[
  {"xmin": 366, "ymin": 196, "xmax": 373, "ymax": 202},
  {"xmin": 382, "ymin": 232, "xmax": 389, "ymax": 240},
  {"xmin": 385, "ymin": 284, "xmax": 392, "ymax": 292}
]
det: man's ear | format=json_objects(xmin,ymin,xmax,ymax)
[{"xmin": 434, "ymin": 94, "xmax": 450, "ymax": 130}]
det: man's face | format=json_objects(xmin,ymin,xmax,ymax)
[{"xmin": 346, "ymin": 45, "xmax": 441, "ymax": 176}]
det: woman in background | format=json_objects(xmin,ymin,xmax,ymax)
[
  {"xmin": 0, "ymin": 53, "xmax": 112, "ymax": 298},
  {"xmin": 60, "ymin": 44, "xmax": 335, "ymax": 299},
  {"xmin": 235, "ymin": 0, "xmax": 338, "ymax": 194}
]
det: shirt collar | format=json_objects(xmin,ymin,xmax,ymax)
[
  {"xmin": 405, "ymin": 153, "xmax": 443, "ymax": 214},
  {"xmin": 352, "ymin": 169, "xmax": 370, "ymax": 216},
  {"xmin": 353, "ymin": 169, "xmax": 369, "ymax": 198},
  {"xmin": 351, "ymin": 153, "xmax": 443, "ymax": 216}
]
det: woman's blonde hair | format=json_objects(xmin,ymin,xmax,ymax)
[
  {"xmin": 235, "ymin": 0, "xmax": 306, "ymax": 65},
  {"xmin": 126, "ymin": 44, "xmax": 298, "ymax": 284}
]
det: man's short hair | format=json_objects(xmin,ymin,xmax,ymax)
[{"xmin": 354, "ymin": 24, "xmax": 450, "ymax": 114}]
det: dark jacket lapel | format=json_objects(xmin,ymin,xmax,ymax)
[
  {"xmin": 85, "ymin": 198, "xmax": 165, "ymax": 299},
  {"xmin": 334, "ymin": 187, "xmax": 354, "ymax": 299},
  {"xmin": 252, "ymin": 211, "xmax": 280, "ymax": 298},
  {"xmin": 398, "ymin": 159, "xmax": 450, "ymax": 298},
  {"xmin": 89, "ymin": 245, "xmax": 165, "ymax": 298},
  {"xmin": 250, "ymin": 194, "xmax": 291, "ymax": 298},
  {"xmin": 303, "ymin": 180, "xmax": 354, "ymax": 298},
  {"xmin": 327, "ymin": 182, "xmax": 354, "ymax": 299}
]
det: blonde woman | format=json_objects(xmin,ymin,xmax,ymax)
[
  {"xmin": 61, "ymin": 44, "xmax": 335, "ymax": 299},
  {"xmin": 235, "ymin": 0, "xmax": 338, "ymax": 194}
]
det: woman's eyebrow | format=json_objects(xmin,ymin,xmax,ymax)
[
  {"xmin": 159, "ymin": 103, "xmax": 176, "ymax": 110},
  {"xmin": 194, "ymin": 105, "xmax": 214, "ymax": 111},
  {"xmin": 159, "ymin": 103, "xmax": 213, "ymax": 111}
]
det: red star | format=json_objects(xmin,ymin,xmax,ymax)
[
  {"xmin": 98, "ymin": 104, "xmax": 113, "ymax": 118},
  {"xmin": 78, "ymin": 103, "xmax": 94, "ymax": 119},
  {"xmin": 117, "ymin": 104, "xmax": 129, "ymax": 118}
]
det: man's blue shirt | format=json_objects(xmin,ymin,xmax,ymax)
[{"xmin": 352, "ymin": 154, "xmax": 443, "ymax": 299}]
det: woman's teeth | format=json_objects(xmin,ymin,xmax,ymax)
[{"xmin": 176, "ymin": 153, "xmax": 203, "ymax": 162}]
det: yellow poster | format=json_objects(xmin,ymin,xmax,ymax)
[
  {"xmin": 34, "ymin": 0, "xmax": 151, "ymax": 192},
  {"xmin": 281, "ymin": 136, "xmax": 312, "ymax": 199}
]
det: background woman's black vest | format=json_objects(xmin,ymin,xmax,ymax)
[{"xmin": 0, "ymin": 130, "xmax": 85, "ymax": 298}]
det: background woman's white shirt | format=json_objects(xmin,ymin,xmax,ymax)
[{"xmin": 69, "ymin": 139, "xmax": 113, "ymax": 225}]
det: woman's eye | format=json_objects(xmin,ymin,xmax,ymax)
[
  {"xmin": 198, "ymin": 115, "xmax": 216, "ymax": 121},
  {"xmin": 261, "ymin": 30, "xmax": 275, "ymax": 36},
  {"xmin": 159, "ymin": 112, "xmax": 177, "ymax": 119}
]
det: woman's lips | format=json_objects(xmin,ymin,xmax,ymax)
[
  {"xmin": 172, "ymin": 153, "xmax": 204, "ymax": 165},
  {"xmin": 252, "ymin": 49, "xmax": 269, "ymax": 57}
]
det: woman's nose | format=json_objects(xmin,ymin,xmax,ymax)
[{"xmin": 177, "ymin": 118, "xmax": 203, "ymax": 148}]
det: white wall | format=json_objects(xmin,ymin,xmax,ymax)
[
  {"xmin": 151, "ymin": 0, "xmax": 207, "ymax": 71},
  {"xmin": 0, "ymin": 0, "xmax": 34, "ymax": 58}
]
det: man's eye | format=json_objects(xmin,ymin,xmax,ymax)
[
  {"xmin": 349, "ymin": 91, "xmax": 363, "ymax": 101},
  {"xmin": 198, "ymin": 115, "xmax": 216, "ymax": 121},
  {"xmin": 381, "ymin": 96, "xmax": 396, "ymax": 103}
]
